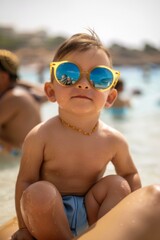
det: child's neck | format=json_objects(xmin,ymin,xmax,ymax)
[
  {"xmin": 58, "ymin": 110, "xmax": 100, "ymax": 136},
  {"xmin": 59, "ymin": 116, "xmax": 98, "ymax": 136}
]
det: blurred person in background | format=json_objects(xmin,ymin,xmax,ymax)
[
  {"xmin": 108, "ymin": 79, "xmax": 131, "ymax": 118},
  {"xmin": 0, "ymin": 49, "xmax": 47, "ymax": 157}
]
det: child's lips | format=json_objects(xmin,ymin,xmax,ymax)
[{"xmin": 71, "ymin": 95, "xmax": 92, "ymax": 100}]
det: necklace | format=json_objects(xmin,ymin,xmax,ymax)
[{"xmin": 59, "ymin": 117, "xmax": 98, "ymax": 136}]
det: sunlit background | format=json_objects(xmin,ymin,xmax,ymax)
[{"xmin": 1, "ymin": 0, "xmax": 160, "ymax": 48}]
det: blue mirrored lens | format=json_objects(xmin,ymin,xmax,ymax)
[
  {"xmin": 56, "ymin": 62, "xmax": 80, "ymax": 85},
  {"xmin": 90, "ymin": 67, "xmax": 113, "ymax": 89}
]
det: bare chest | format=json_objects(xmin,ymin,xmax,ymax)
[{"xmin": 43, "ymin": 136, "xmax": 114, "ymax": 180}]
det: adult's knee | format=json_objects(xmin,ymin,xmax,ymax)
[
  {"xmin": 136, "ymin": 185, "xmax": 160, "ymax": 228},
  {"xmin": 146, "ymin": 184, "xmax": 160, "ymax": 207}
]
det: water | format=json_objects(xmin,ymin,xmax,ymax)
[{"xmin": 0, "ymin": 65, "xmax": 160, "ymax": 226}]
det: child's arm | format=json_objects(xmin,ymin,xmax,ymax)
[
  {"xmin": 111, "ymin": 133, "xmax": 141, "ymax": 191},
  {"xmin": 14, "ymin": 124, "xmax": 44, "ymax": 238}
]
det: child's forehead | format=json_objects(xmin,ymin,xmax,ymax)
[{"xmin": 61, "ymin": 48, "xmax": 111, "ymax": 68}]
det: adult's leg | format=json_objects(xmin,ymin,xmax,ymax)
[
  {"xmin": 21, "ymin": 181, "xmax": 73, "ymax": 240},
  {"xmin": 76, "ymin": 185, "xmax": 160, "ymax": 240},
  {"xmin": 85, "ymin": 175, "xmax": 131, "ymax": 225}
]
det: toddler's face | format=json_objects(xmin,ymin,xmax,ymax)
[{"xmin": 48, "ymin": 48, "xmax": 117, "ymax": 115}]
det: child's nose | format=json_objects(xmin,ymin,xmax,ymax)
[{"xmin": 76, "ymin": 77, "xmax": 91, "ymax": 90}]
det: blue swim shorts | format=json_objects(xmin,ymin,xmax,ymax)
[{"xmin": 62, "ymin": 195, "xmax": 88, "ymax": 236}]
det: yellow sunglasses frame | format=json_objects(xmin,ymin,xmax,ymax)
[{"xmin": 50, "ymin": 61, "xmax": 120, "ymax": 92}]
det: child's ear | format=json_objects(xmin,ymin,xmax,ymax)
[
  {"xmin": 105, "ymin": 89, "xmax": 117, "ymax": 108},
  {"xmin": 44, "ymin": 82, "xmax": 56, "ymax": 102}
]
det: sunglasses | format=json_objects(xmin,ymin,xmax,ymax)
[{"xmin": 50, "ymin": 61, "xmax": 120, "ymax": 91}]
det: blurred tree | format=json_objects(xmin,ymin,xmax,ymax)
[
  {"xmin": 144, "ymin": 43, "xmax": 159, "ymax": 53},
  {"xmin": 0, "ymin": 35, "xmax": 27, "ymax": 50}
]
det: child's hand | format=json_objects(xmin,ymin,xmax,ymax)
[{"xmin": 10, "ymin": 228, "xmax": 34, "ymax": 240}]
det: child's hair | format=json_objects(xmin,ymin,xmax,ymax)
[
  {"xmin": 53, "ymin": 29, "xmax": 112, "ymax": 67},
  {"xmin": 115, "ymin": 79, "xmax": 124, "ymax": 92}
]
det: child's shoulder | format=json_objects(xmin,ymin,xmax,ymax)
[
  {"xmin": 26, "ymin": 116, "xmax": 59, "ymax": 138},
  {"xmin": 100, "ymin": 120, "xmax": 119, "ymax": 134},
  {"xmin": 40, "ymin": 116, "xmax": 60, "ymax": 130},
  {"xmin": 100, "ymin": 120, "xmax": 127, "ymax": 142}
]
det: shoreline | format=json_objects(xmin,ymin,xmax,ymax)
[{"xmin": 13, "ymin": 48, "xmax": 160, "ymax": 67}]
